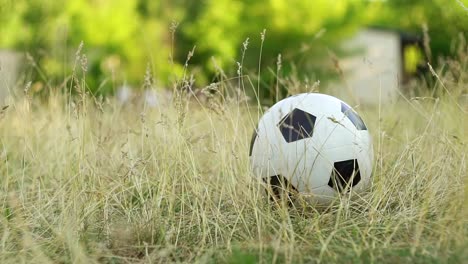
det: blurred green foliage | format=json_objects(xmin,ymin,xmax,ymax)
[
  {"xmin": 0, "ymin": 0, "xmax": 466, "ymax": 96},
  {"xmin": 372, "ymin": 0, "xmax": 468, "ymax": 60}
]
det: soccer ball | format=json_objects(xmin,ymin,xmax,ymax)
[{"xmin": 249, "ymin": 93, "xmax": 373, "ymax": 204}]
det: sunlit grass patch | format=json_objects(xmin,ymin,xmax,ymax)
[{"xmin": 0, "ymin": 48, "xmax": 467, "ymax": 263}]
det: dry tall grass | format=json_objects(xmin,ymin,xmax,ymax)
[{"xmin": 0, "ymin": 50, "xmax": 467, "ymax": 263}]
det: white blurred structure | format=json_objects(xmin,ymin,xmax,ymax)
[
  {"xmin": 142, "ymin": 89, "xmax": 172, "ymax": 107},
  {"xmin": 329, "ymin": 29, "xmax": 402, "ymax": 104},
  {"xmin": 116, "ymin": 85, "xmax": 172, "ymax": 107},
  {"xmin": 116, "ymin": 85, "xmax": 133, "ymax": 104},
  {"xmin": 144, "ymin": 89, "xmax": 160, "ymax": 107},
  {"xmin": 0, "ymin": 50, "xmax": 22, "ymax": 104}
]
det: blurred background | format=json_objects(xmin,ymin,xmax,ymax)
[{"xmin": 0, "ymin": 0, "xmax": 467, "ymax": 105}]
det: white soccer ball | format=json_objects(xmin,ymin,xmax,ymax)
[{"xmin": 249, "ymin": 93, "xmax": 373, "ymax": 204}]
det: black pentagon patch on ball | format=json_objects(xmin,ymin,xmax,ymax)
[
  {"xmin": 278, "ymin": 108, "xmax": 316, "ymax": 143},
  {"xmin": 341, "ymin": 103, "xmax": 367, "ymax": 130},
  {"xmin": 328, "ymin": 159, "xmax": 361, "ymax": 192},
  {"xmin": 263, "ymin": 175, "xmax": 298, "ymax": 204},
  {"xmin": 249, "ymin": 129, "xmax": 257, "ymax": 156}
]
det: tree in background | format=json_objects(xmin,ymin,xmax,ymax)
[
  {"xmin": 174, "ymin": 0, "xmax": 372, "ymax": 100},
  {"xmin": 371, "ymin": 0, "xmax": 467, "ymax": 61},
  {"xmin": 0, "ymin": 0, "xmax": 183, "ymax": 94},
  {"xmin": 0, "ymin": 0, "xmax": 465, "ymax": 99}
]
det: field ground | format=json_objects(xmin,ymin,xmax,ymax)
[{"xmin": 0, "ymin": 63, "xmax": 467, "ymax": 263}]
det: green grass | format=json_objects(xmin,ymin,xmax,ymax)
[{"xmin": 0, "ymin": 54, "xmax": 467, "ymax": 263}]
